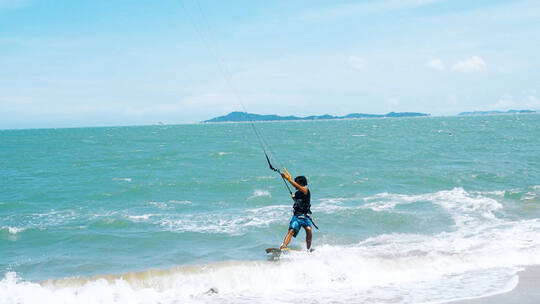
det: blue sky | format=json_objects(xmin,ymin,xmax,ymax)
[{"xmin": 1, "ymin": 0, "xmax": 539, "ymax": 128}]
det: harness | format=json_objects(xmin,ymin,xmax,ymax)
[{"xmin": 294, "ymin": 213, "xmax": 319, "ymax": 230}]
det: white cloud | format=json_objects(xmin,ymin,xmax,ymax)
[
  {"xmin": 426, "ymin": 59, "xmax": 445, "ymax": 71},
  {"xmin": 492, "ymin": 94, "xmax": 516, "ymax": 109},
  {"xmin": 490, "ymin": 94, "xmax": 540, "ymax": 110},
  {"xmin": 452, "ymin": 56, "xmax": 487, "ymax": 73},
  {"xmin": 348, "ymin": 56, "xmax": 366, "ymax": 70},
  {"xmin": 525, "ymin": 95, "xmax": 540, "ymax": 109}
]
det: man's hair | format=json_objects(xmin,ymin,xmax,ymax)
[{"xmin": 294, "ymin": 176, "xmax": 307, "ymax": 186}]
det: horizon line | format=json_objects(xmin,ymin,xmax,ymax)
[{"xmin": 2, "ymin": 110, "xmax": 538, "ymax": 131}]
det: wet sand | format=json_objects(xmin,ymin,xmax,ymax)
[{"xmin": 448, "ymin": 266, "xmax": 540, "ymax": 304}]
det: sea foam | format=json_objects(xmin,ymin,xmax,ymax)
[{"xmin": 0, "ymin": 237, "xmax": 529, "ymax": 304}]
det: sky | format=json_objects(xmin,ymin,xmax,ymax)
[{"xmin": 1, "ymin": 0, "xmax": 539, "ymax": 129}]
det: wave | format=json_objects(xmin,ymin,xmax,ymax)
[
  {"xmin": 0, "ymin": 209, "xmax": 81, "ymax": 234},
  {"xmin": 1, "ymin": 226, "xmax": 26, "ymax": 235},
  {"xmin": 362, "ymin": 187, "xmax": 504, "ymax": 226},
  {"xmin": 1, "ymin": 234, "xmax": 534, "ymax": 304},
  {"xmin": 127, "ymin": 214, "xmax": 154, "ymax": 221},
  {"xmin": 318, "ymin": 187, "xmax": 503, "ymax": 218},
  {"xmin": 168, "ymin": 200, "xmax": 193, "ymax": 205},
  {"xmin": 4, "ymin": 188, "xmax": 537, "ymax": 238},
  {"xmin": 3, "ymin": 187, "xmax": 539, "ymax": 303},
  {"xmin": 112, "ymin": 177, "xmax": 132, "ymax": 182},
  {"xmin": 157, "ymin": 205, "xmax": 291, "ymax": 235},
  {"xmin": 116, "ymin": 187, "xmax": 539, "ymax": 237},
  {"xmin": 247, "ymin": 189, "xmax": 271, "ymax": 200}
]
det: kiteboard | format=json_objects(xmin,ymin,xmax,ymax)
[
  {"xmin": 265, "ymin": 247, "xmax": 314, "ymax": 259},
  {"xmin": 266, "ymin": 247, "xmax": 295, "ymax": 259}
]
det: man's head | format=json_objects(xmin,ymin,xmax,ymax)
[{"xmin": 294, "ymin": 176, "xmax": 307, "ymax": 186}]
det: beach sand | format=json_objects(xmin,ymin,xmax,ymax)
[{"xmin": 448, "ymin": 266, "xmax": 540, "ymax": 304}]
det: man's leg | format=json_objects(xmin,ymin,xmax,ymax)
[
  {"xmin": 281, "ymin": 229, "xmax": 295, "ymax": 249},
  {"xmin": 305, "ymin": 226, "xmax": 312, "ymax": 250}
]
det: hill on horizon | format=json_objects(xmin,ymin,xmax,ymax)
[
  {"xmin": 458, "ymin": 109, "xmax": 536, "ymax": 116},
  {"xmin": 204, "ymin": 111, "xmax": 430, "ymax": 123}
]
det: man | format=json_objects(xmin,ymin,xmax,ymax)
[{"xmin": 279, "ymin": 171, "xmax": 313, "ymax": 251}]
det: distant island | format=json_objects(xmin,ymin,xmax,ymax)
[
  {"xmin": 205, "ymin": 111, "xmax": 430, "ymax": 123},
  {"xmin": 459, "ymin": 109, "xmax": 536, "ymax": 116}
]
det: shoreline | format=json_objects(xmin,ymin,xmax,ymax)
[{"xmin": 447, "ymin": 266, "xmax": 540, "ymax": 304}]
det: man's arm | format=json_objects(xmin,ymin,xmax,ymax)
[{"xmin": 280, "ymin": 170, "xmax": 308, "ymax": 195}]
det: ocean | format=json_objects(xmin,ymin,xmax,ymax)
[{"xmin": 1, "ymin": 114, "xmax": 539, "ymax": 303}]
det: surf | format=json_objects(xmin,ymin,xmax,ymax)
[{"xmin": 3, "ymin": 186, "xmax": 540, "ymax": 303}]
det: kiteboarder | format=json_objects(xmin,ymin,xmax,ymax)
[{"xmin": 279, "ymin": 170, "xmax": 313, "ymax": 251}]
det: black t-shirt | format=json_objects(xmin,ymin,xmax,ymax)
[{"xmin": 293, "ymin": 189, "xmax": 311, "ymax": 215}]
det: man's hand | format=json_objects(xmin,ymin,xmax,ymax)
[
  {"xmin": 281, "ymin": 168, "xmax": 292, "ymax": 181},
  {"xmin": 280, "ymin": 167, "xmax": 307, "ymax": 194}
]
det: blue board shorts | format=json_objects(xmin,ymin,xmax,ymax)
[{"xmin": 289, "ymin": 214, "xmax": 312, "ymax": 237}]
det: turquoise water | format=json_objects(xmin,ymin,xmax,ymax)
[{"xmin": 1, "ymin": 114, "xmax": 539, "ymax": 303}]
